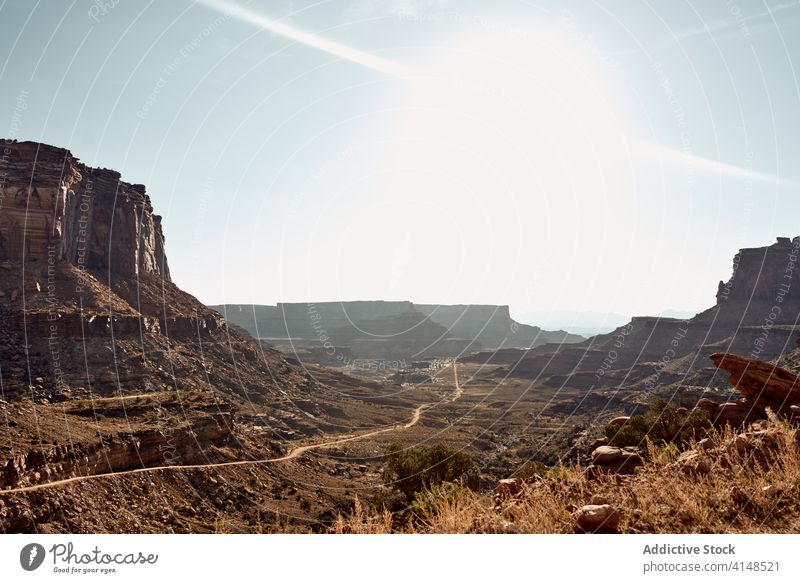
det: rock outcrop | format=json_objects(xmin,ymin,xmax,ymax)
[
  {"xmin": 712, "ymin": 236, "xmax": 800, "ymax": 327},
  {"xmin": 683, "ymin": 353, "xmax": 800, "ymax": 428},
  {"xmin": 710, "ymin": 353, "xmax": 800, "ymax": 411},
  {"xmin": 0, "ymin": 140, "xmax": 170, "ymax": 280},
  {"xmin": 463, "ymin": 237, "xmax": 800, "ymax": 401},
  {"xmin": 1, "ymin": 412, "xmax": 232, "ymax": 490}
]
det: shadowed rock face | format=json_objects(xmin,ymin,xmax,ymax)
[
  {"xmin": 0, "ymin": 140, "xmax": 170, "ymax": 281},
  {"xmin": 710, "ymin": 353, "xmax": 800, "ymax": 411}
]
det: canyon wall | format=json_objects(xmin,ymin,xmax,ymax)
[
  {"xmin": 0, "ymin": 140, "xmax": 170, "ymax": 281},
  {"xmin": 706, "ymin": 236, "xmax": 800, "ymax": 327},
  {"xmin": 467, "ymin": 237, "xmax": 800, "ymax": 392}
]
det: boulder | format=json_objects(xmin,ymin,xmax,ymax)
[
  {"xmin": 588, "ymin": 437, "xmax": 608, "ymax": 453},
  {"xmin": 574, "ymin": 504, "xmax": 620, "ymax": 533},
  {"xmin": 613, "ymin": 451, "xmax": 644, "ymax": 473},
  {"xmin": 697, "ymin": 437, "xmax": 716, "ymax": 451},
  {"xmin": 678, "ymin": 451, "xmax": 710, "ymax": 476},
  {"xmin": 695, "ymin": 398, "xmax": 720, "ymax": 415},
  {"xmin": 495, "ymin": 478, "xmax": 522, "ymax": 498},
  {"xmin": 592, "ymin": 446, "xmax": 622, "ymax": 464},
  {"xmin": 713, "ymin": 400, "xmax": 758, "ymax": 428},
  {"xmin": 587, "ymin": 447, "xmax": 643, "ymax": 479}
]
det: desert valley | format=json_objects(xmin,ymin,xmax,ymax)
[{"xmin": 2, "ymin": 139, "xmax": 800, "ymax": 534}]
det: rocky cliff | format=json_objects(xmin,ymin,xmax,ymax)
[
  {"xmin": 465, "ymin": 237, "xmax": 800, "ymax": 399},
  {"xmin": 700, "ymin": 236, "xmax": 800, "ymax": 329},
  {"xmin": 0, "ymin": 140, "xmax": 170, "ymax": 281}
]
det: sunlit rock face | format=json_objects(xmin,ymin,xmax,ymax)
[
  {"xmin": 709, "ymin": 236, "xmax": 800, "ymax": 327},
  {"xmin": 0, "ymin": 139, "xmax": 170, "ymax": 281}
]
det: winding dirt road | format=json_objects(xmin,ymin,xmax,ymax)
[{"xmin": 0, "ymin": 363, "xmax": 462, "ymax": 495}]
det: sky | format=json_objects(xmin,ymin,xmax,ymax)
[{"xmin": 1, "ymin": 0, "xmax": 799, "ymax": 324}]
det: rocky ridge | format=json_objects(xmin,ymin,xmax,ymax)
[{"xmin": 464, "ymin": 237, "xmax": 800, "ymax": 418}]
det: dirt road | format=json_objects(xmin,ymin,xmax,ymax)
[{"xmin": 0, "ymin": 363, "xmax": 462, "ymax": 495}]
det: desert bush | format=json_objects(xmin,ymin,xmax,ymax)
[
  {"xmin": 382, "ymin": 443, "xmax": 478, "ymax": 502},
  {"xmin": 605, "ymin": 398, "xmax": 710, "ymax": 451},
  {"xmin": 406, "ymin": 482, "xmax": 479, "ymax": 530},
  {"xmin": 369, "ymin": 488, "xmax": 406, "ymax": 513}
]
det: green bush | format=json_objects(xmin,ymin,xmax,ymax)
[
  {"xmin": 382, "ymin": 443, "xmax": 478, "ymax": 502},
  {"xmin": 604, "ymin": 398, "xmax": 710, "ymax": 451},
  {"xmin": 369, "ymin": 488, "xmax": 406, "ymax": 513}
]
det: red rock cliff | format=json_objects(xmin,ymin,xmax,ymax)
[{"xmin": 0, "ymin": 139, "xmax": 170, "ymax": 281}]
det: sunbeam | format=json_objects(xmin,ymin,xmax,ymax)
[
  {"xmin": 195, "ymin": 0, "xmax": 795, "ymax": 190},
  {"xmin": 632, "ymin": 139, "xmax": 797, "ymax": 187},
  {"xmin": 194, "ymin": 0, "xmax": 413, "ymax": 77}
]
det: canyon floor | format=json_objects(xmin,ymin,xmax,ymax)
[{"xmin": 0, "ymin": 361, "xmax": 606, "ymax": 532}]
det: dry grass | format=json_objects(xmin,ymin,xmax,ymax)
[
  {"xmin": 332, "ymin": 416, "xmax": 800, "ymax": 534},
  {"xmin": 331, "ymin": 497, "xmax": 394, "ymax": 534}
]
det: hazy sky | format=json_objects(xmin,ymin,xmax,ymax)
[{"xmin": 1, "ymin": 0, "xmax": 799, "ymax": 319}]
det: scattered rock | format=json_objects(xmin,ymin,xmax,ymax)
[
  {"xmin": 574, "ymin": 504, "xmax": 620, "ymax": 533},
  {"xmin": 697, "ymin": 437, "xmax": 716, "ymax": 451},
  {"xmin": 588, "ymin": 437, "xmax": 608, "ymax": 452},
  {"xmin": 592, "ymin": 446, "xmax": 622, "ymax": 464},
  {"xmin": 495, "ymin": 519, "xmax": 519, "ymax": 534},
  {"xmin": 678, "ymin": 451, "xmax": 711, "ymax": 476},
  {"xmin": 495, "ymin": 478, "xmax": 522, "ymax": 499},
  {"xmin": 730, "ymin": 434, "xmax": 749, "ymax": 455},
  {"xmin": 714, "ymin": 401, "xmax": 757, "ymax": 428}
]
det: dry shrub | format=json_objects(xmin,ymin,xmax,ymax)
[
  {"xmin": 332, "ymin": 418, "xmax": 800, "ymax": 534},
  {"xmin": 331, "ymin": 497, "xmax": 393, "ymax": 534}
]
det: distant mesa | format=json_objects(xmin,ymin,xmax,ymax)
[{"xmin": 210, "ymin": 301, "xmax": 585, "ymax": 363}]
